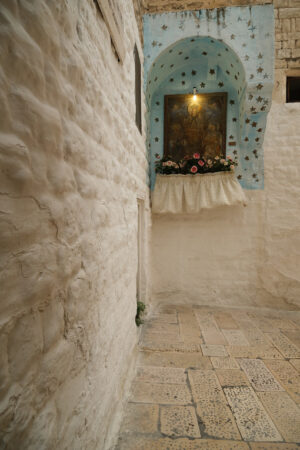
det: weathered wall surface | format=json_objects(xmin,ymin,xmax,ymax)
[
  {"xmin": 0, "ymin": 1, "xmax": 149, "ymax": 449},
  {"xmin": 152, "ymin": 101, "xmax": 300, "ymax": 309},
  {"xmin": 143, "ymin": 0, "xmax": 272, "ymax": 13}
]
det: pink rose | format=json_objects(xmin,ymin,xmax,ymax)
[
  {"xmin": 193, "ymin": 153, "xmax": 200, "ymax": 159},
  {"xmin": 190, "ymin": 165, "xmax": 198, "ymax": 173},
  {"xmin": 220, "ymin": 159, "xmax": 225, "ymax": 163},
  {"xmin": 230, "ymin": 165, "xmax": 235, "ymax": 170},
  {"xmin": 207, "ymin": 159, "xmax": 212, "ymax": 165},
  {"xmin": 224, "ymin": 161, "xmax": 228, "ymax": 166},
  {"xmin": 166, "ymin": 160, "xmax": 173, "ymax": 166},
  {"xmin": 198, "ymin": 160, "xmax": 204, "ymax": 167},
  {"xmin": 228, "ymin": 156, "xmax": 232, "ymax": 160}
]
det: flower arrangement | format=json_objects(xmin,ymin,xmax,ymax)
[{"xmin": 155, "ymin": 153, "xmax": 237, "ymax": 175}]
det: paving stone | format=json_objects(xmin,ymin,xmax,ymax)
[
  {"xmin": 231, "ymin": 311, "xmax": 256, "ymax": 329},
  {"xmin": 243, "ymin": 328, "xmax": 268, "ymax": 346},
  {"xmin": 227, "ymin": 345, "xmax": 283, "ymax": 359},
  {"xmin": 120, "ymin": 403, "xmax": 159, "ymax": 434},
  {"xmin": 266, "ymin": 332, "xmax": 300, "ymax": 358},
  {"xmin": 202, "ymin": 328, "xmax": 228, "ymax": 345},
  {"xmin": 160, "ymin": 405, "xmax": 201, "ymax": 437},
  {"xmin": 210, "ymin": 356, "xmax": 239, "ymax": 369},
  {"xmin": 138, "ymin": 351, "xmax": 212, "ymax": 369},
  {"xmin": 284, "ymin": 384, "xmax": 300, "ymax": 404},
  {"xmin": 201, "ymin": 344, "xmax": 228, "ymax": 357},
  {"xmin": 247, "ymin": 315, "xmax": 277, "ymax": 333},
  {"xmin": 239, "ymin": 359, "xmax": 283, "ymax": 391},
  {"xmin": 117, "ymin": 435, "xmax": 249, "ymax": 449},
  {"xmin": 213, "ymin": 312, "xmax": 239, "ymax": 329},
  {"xmin": 222, "ymin": 329, "xmax": 249, "ymax": 346},
  {"xmin": 250, "ymin": 443, "xmax": 299, "ymax": 449},
  {"xmin": 224, "ymin": 386, "xmax": 282, "ymax": 442},
  {"xmin": 290, "ymin": 358, "xmax": 300, "ymax": 372},
  {"xmin": 130, "ymin": 381, "xmax": 192, "ymax": 405},
  {"xmin": 263, "ymin": 359, "xmax": 300, "ymax": 386},
  {"xmin": 136, "ymin": 366, "xmax": 187, "ymax": 384},
  {"xmin": 140, "ymin": 341, "xmax": 203, "ymax": 352},
  {"xmin": 282, "ymin": 330, "xmax": 300, "ymax": 348},
  {"xmin": 216, "ymin": 369, "xmax": 250, "ymax": 387},
  {"xmin": 151, "ymin": 314, "xmax": 178, "ymax": 324},
  {"xmin": 146, "ymin": 323, "xmax": 180, "ymax": 334},
  {"xmin": 142, "ymin": 332, "xmax": 182, "ymax": 343},
  {"xmin": 195, "ymin": 312, "xmax": 219, "ymax": 331},
  {"xmin": 258, "ymin": 391, "xmax": 300, "ymax": 442}
]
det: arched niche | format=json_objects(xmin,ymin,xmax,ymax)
[{"xmin": 143, "ymin": 6, "xmax": 274, "ymax": 190}]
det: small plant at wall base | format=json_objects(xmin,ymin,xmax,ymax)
[
  {"xmin": 155, "ymin": 153, "xmax": 237, "ymax": 175},
  {"xmin": 135, "ymin": 301, "xmax": 146, "ymax": 326}
]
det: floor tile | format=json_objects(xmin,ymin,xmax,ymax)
[
  {"xmin": 210, "ymin": 356, "xmax": 240, "ymax": 369},
  {"xmin": 130, "ymin": 381, "xmax": 192, "ymax": 405},
  {"xmin": 201, "ymin": 344, "xmax": 228, "ymax": 357},
  {"xmin": 290, "ymin": 358, "xmax": 300, "ymax": 372},
  {"xmin": 216, "ymin": 369, "xmax": 250, "ymax": 387},
  {"xmin": 239, "ymin": 359, "xmax": 283, "ymax": 391},
  {"xmin": 263, "ymin": 359, "xmax": 300, "ymax": 386},
  {"xmin": 138, "ymin": 351, "xmax": 212, "ymax": 369},
  {"xmin": 224, "ymin": 386, "xmax": 282, "ymax": 441},
  {"xmin": 202, "ymin": 328, "xmax": 228, "ymax": 345},
  {"xmin": 243, "ymin": 328, "xmax": 268, "ymax": 346},
  {"xmin": 282, "ymin": 330, "xmax": 300, "ymax": 349},
  {"xmin": 258, "ymin": 391, "xmax": 300, "ymax": 442},
  {"xmin": 151, "ymin": 314, "xmax": 178, "ymax": 324},
  {"xmin": 136, "ymin": 366, "xmax": 187, "ymax": 384},
  {"xmin": 227, "ymin": 345, "xmax": 283, "ymax": 359},
  {"xmin": 120, "ymin": 403, "xmax": 159, "ymax": 434},
  {"xmin": 213, "ymin": 312, "xmax": 239, "ymax": 329},
  {"xmin": 116, "ymin": 436, "xmax": 249, "ymax": 449},
  {"xmin": 266, "ymin": 332, "xmax": 300, "ymax": 358},
  {"xmin": 140, "ymin": 341, "xmax": 202, "ymax": 352},
  {"xmin": 250, "ymin": 443, "xmax": 299, "ymax": 449},
  {"xmin": 160, "ymin": 405, "xmax": 201, "ymax": 437},
  {"xmin": 222, "ymin": 329, "xmax": 249, "ymax": 346}
]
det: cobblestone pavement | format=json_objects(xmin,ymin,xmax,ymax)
[{"xmin": 115, "ymin": 305, "xmax": 300, "ymax": 449}]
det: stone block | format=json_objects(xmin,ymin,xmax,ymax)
[
  {"xmin": 201, "ymin": 344, "xmax": 228, "ymax": 357},
  {"xmin": 258, "ymin": 391, "xmax": 300, "ymax": 442},
  {"xmin": 222, "ymin": 329, "xmax": 249, "ymax": 346},
  {"xmin": 224, "ymin": 386, "xmax": 282, "ymax": 442},
  {"xmin": 216, "ymin": 369, "xmax": 250, "ymax": 387},
  {"xmin": 160, "ymin": 405, "xmax": 201, "ymax": 437},
  {"xmin": 210, "ymin": 356, "xmax": 240, "ymax": 369},
  {"xmin": 130, "ymin": 381, "xmax": 192, "ymax": 405},
  {"xmin": 116, "ymin": 435, "xmax": 249, "ymax": 449},
  {"xmin": 120, "ymin": 403, "xmax": 159, "ymax": 434},
  {"xmin": 292, "ymin": 48, "xmax": 300, "ymax": 57},
  {"xmin": 281, "ymin": 18, "xmax": 291, "ymax": 32},
  {"xmin": 239, "ymin": 359, "xmax": 283, "ymax": 391},
  {"xmin": 136, "ymin": 366, "xmax": 187, "ymax": 384},
  {"xmin": 138, "ymin": 351, "xmax": 212, "ymax": 369},
  {"xmin": 279, "ymin": 8, "xmax": 300, "ymax": 19}
]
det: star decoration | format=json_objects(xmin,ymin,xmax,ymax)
[
  {"xmin": 252, "ymin": 122, "xmax": 257, "ymax": 127},
  {"xmin": 202, "ymin": 51, "xmax": 207, "ymax": 55},
  {"xmin": 162, "ymin": 25, "xmax": 168, "ymax": 30},
  {"xmin": 231, "ymin": 34, "xmax": 235, "ymax": 40},
  {"xmin": 192, "ymin": 70, "xmax": 197, "ymax": 76},
  {"xmin": 170, "ymin": 78, "xmax": 174, "ymax": 82},
  {"xmin": 252, "ymin": 173, "xmax": 257, "ymax": 178},
  {"xmin": 258, "ymin": 53, "xmax": 263, "ymax": 59},
  {"xmin": 245, "ymin": 55, "xmax": 249, "ymax": 61},
  {"xmin": 218, "ymin": 82, "xmax": 224, "ymax": 87},
  {"xmin": 156, "ymin": 101, "xmax": 160, "ymax": 106},
  {"xmin": 232, "ymin": 118, "xmax": 237, "ymax": 122},
  {"xmin": 152, "ymin": 41, "xmax": 157, "ymax": 47},
  {"xmin": 154, "ymin": 137, "xmax": 159, "ymax": 142},
  {"xmin": 200, "ymin": 82, "xmax": 206, "ymax": 88},
  {"xmin": 242, "ymin": 43, "xmax": 247, "ymax": 47},
  {"xmin": 261, "ymin": 106, "xmax": 266, "ymax": 111},
  {"xmin": 265, "ymin": 32, "xmax": 270, "ymax": 37},
  {"xmin": 155, "ymin": 118, "xmax": 159, "ymax": 122},
  {"xmin": 182, "ymin": 81, "xmax": 185, "ymax": 85},
  {"xmin": 250, "ymin": 74, "xmax": 254, "ymax": 80},
  {"xmin": 233, "ymin": 150, "xmax": 237, "ymax": 155},
  {"xmin": 182, "ymin": 72, "xmax": 186, "ymax": 76},
  {"xmin": 154, "ymin": 77, "xmax": 157, "ymax": 82},
  {"xmin": 209, "ymin": 69, "xmax": 215, "ymax": 75},
  {"xmin": 257, "ymin": 128, "xmax": 262, "ymax": 132},
  {"xmin": 245, "ymin": 156, "xmax": 249, "ymax": 160},
  {"xmin": 230, "ymin": 100, "xmax": 235, "ymax": 105},
  {"xmin": 250, "ymin": 34, "xmax": 255, "ymax": 39},
  {"xmin": 218, "ymin": 53, "xmax": 221, "ymax": 57},
  {"xmin": 248, "ymin": 94, "xmax": 253, "ymax": 100},
  {"xmin": 230, "ymin": 135, "xmax": 234, "ymax": 139},
  {"xmin": 245, "ymin": 118, "xmax": 250, "ymax": 124},
  {"xmin": 237, "ymin": 175, "xmax": 242, "ymax": 179},
  {"xmin": 256, "ymin": 84, "xmax": 263, "ymax": 90},
  {"xmin": 263, "ymin": 74, "xmax": 269, "ymax": 79},
  {"xmin": 170, "ymin": 64, "xmax": 174, "ymax": 68},
  {"xmin": 257, "ymin": 67, "xmax": 263, "ymax": 73},
  {"xmin": 251, "ymin": 106, "xmax": 256, "ymax": 112},
  {"xmin": 226, "ymin": 70, "xmax": 230, "ymax": 75},
  {"xmin": 255, "ymin": 137, "xmax": 260, "ymax": 142},
  {"xmin": 238, "ymin": 17, "xmax": 242, "ymax": 21},
  {"xmin": 247, "ymin": 20, "xmax": 252, "ymax": 26},
  {"xmin": 245, "ymin": 137, "xmax": 249, "ymax": 142},
  {"xmin": 178, "ymin": 51, "xmax": 183, "ymax": 55},
  {"xmin": 185, "ymin": 56, "xmax": 189, "ymax": 60}
]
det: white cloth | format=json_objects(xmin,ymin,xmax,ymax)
[{"xmin": 152, "ymin": 172, "xmax": 247, "ymax": 214}]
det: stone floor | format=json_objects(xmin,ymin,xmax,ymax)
[{"xmin": 115, "ymin": 305, "xmax": 300, "ymax": 449}]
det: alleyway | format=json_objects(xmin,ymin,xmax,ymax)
[{"xmin": 116, "ymin": 305, "xmax": 300, "ymax": 449}]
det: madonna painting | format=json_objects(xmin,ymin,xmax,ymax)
[{"xmin": 164, "ymin": 92, "xmax": 227, "ymax": 161}]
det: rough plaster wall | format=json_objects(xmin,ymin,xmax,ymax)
[
  {"xmin": 151, "ymin": 100, "xmax": 300, "ymax": 309},
  {"xmin": 0, "ymin": 1, "xmax": 150, "ymax": 449}
]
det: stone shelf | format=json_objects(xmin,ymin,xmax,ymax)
[{"xmin": 152, "ymin": 172, "xmax": 247, "ymax": 214}]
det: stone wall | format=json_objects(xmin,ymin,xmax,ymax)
[
  {"xmin": 143, "ymin": 0, "xmax": 272, "ymax": 13},
  {"xmin": 0, "ymin": 1, "xmax": 149, "ymax": 449}
]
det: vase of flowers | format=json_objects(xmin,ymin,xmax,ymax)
[{"xmin": 155, "ymin": 153, "xmax": 237, "ymax": 175}]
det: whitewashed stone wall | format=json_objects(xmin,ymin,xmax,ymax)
[
  {"xmin": 0, "ymin": 1, "xmax": 150, "ymax": 449},
  {"xmin": 151, "ymin": 103, "xmax": 300, "ymax": 310}
]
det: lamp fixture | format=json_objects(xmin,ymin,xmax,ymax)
[{"xmin": 193, "ymin": 87, "xmax": 197, "ymax": 100}]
